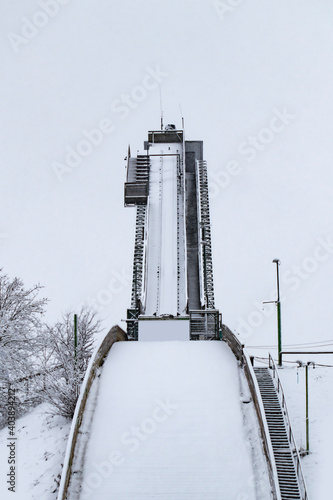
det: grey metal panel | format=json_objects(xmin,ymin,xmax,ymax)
[
  {"xmin": 127, "ymin": 158, "xmax": 138, "ymax": 182},
  {"xmin": 148, "ymin": 130, "xmax": 183, "ymax": 143},
  {"xmin": 185, "ymin": 141, "xmax": 203, "ymax": 163},
  {"xmin": 185, "ymin": 151, "xmax": 201, "ymax": 310},
  {"xmin": 124, "ymin": 182, "xmax": 148, "ymax": 206}
]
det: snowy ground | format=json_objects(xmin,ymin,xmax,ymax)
[
  {"xmin": 0, "ymin": 403, "xmax": 71, "ymax": 500},
  {"xmin": 251, "ymin": 353, "xmax": 333, "ymax": 499},
  {"xmin": 277, "ymin": 363, "xmax": 333, "ymax": 499}
]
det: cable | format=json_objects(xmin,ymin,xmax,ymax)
[
  {"xmin": 248, "ymin": 340, "xmax": 333, "ymax": 349},
  {"xmin": 253, "ymin": 355, "xmax": 333, "ymax": 368}
]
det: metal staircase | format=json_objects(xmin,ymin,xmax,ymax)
[
  {"xmin": 197, "ymin": 160, "xmax": 215, "ymax": 309},
  {"xmin": 254, "ymin": 367, "xmax": 306, "ymax": 500},
  {"xmin": 127, "ymin": 204, "xmax": 147, "ymax": 339}
]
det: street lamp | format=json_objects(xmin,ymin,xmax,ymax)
[{"xmin": 272, "ymin": 259, "xmax": 282, "ymax": 366}]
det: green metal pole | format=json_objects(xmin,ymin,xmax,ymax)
[
  {"xmin": 305, "ymin": 364, "xmax": 309, "ymax": 453},
  {"xmin": 277, "ymin": 301, "xmax": 282, "ymax": 366},
  {"xmin": 273, "ymin": 259, "xmax": 282, "ymax": 366},
  {"xmin": 74, "ymin": 313, "xmax": 78, "ymax": 366}
]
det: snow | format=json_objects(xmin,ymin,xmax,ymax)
[
  {"xmin": 0, "ymin": 403, "xmax": 70, "ymax": 500},
  {"xmin": 67, "ymin": 341, "xmax": 270, "ymax": 499},
  {"xmin": 277, "ymin": 363, "xmax": 333, "ymax": 499}
]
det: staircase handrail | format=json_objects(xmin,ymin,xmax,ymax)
[{"xmin": 268, "ymin": 354, "xmax": 309, "ymax": 500}]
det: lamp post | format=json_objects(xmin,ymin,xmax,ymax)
[{"xmin": 272, "ymin": 259, "xmax": 282, "ymax": 366}]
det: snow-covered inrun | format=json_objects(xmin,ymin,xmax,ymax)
[
  {"xmin": 67, "ymin": 341, "xmax": 271, "ymax": 499},
  {"xmin": 144, "ymin": 142, "xmax": 186, "ymax": 316}
]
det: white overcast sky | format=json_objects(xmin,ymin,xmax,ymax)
[{"xmin": 1, "ymin": 0, "xmax": 333, "ymax": 354}]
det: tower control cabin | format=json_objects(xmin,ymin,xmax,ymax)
[{"xmin": 125, "ymin": 125, "xmax": 219, "ymax": 341}]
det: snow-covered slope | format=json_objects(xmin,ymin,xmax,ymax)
[{"xmin": 66, "ymin": 341, "xmax": 271, "ymax": 499}]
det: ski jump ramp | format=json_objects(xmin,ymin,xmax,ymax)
[
  {"xmin": 58, "ymin": 338, "xmax": 272, "ymax": 500},
  {"xmin": 57, "ymin": 125, "xmax": 307, "ymax": 499}
]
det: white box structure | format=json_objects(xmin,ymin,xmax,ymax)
[{"xmin": 138, "ymin": 318, "xmax": 190, "ymax": 342}]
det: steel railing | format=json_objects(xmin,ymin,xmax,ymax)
[
  {"xmin": 269, "ymin": 354, "xmax": 309, "ymax": 500},
  {"xmin": 189, "ymin": 309, "xmax": 219, "ymax": 339}
]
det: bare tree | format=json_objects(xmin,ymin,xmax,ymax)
[
  {"xmin": 0, "ymin": 268, "xmax": 48, "ymax": 426},
  {"xmin": 39, "ymin": 307, "xmax": 101, "ymax": 418}
]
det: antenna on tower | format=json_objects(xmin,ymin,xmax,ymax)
[
  {"xmin": 179, "ymin": 103, "xmax": 184, "ymax": 130},
  {"xmin": 159, "ymin": 85, "xmax": 164, "ymax": 131}
]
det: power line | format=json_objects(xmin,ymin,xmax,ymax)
[
  {"xmin": 248, "ymin": 340, "xmax": 333, "ymax": 349},
  {"xmin": 254, "ymin": 356, "xmax": 333, "ymax": 368}
]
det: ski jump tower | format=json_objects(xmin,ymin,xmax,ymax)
[{"xmin": 125, "ymin": 124, "xmax": 219, "ymax": 341}]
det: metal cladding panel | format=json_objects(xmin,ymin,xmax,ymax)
[
  {"xmin": 124, "ymin": 182, "xmax": 148, "ymax": 206},
  {"xmin": 185, "ymin": 141, "xmax": 203, "ymax": 311},
  {"xmin": 126, "ymin": 157, "xmax": 138, "ymax": 182},
  {"xmin": 185, "ymin": 141, "xmax": 203, "ymax": 163},
  {"xmin": 148, "ymin": 130, "xmax": 183, "ymax": 143},
  {"xmin": 138, "ymin": 319, "xmax": 190, "ymax": 341}
]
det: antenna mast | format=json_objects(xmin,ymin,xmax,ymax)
[
  {"xmin": 159, "ymin": 85, "xmax": 164, "ymax": 131},
  {"xmin": 179, "ymin": 103, "xmax": 184, "ymax": 129}
]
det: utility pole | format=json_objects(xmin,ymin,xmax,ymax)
[
  {"xmin": 264, "ymin": 259, "xmax": 282, "ymax": 365},
  {"xmin": 305, "ymin": 361, "xmax": 315, "ymax": 454},
  {"xmin": 74, "ymin": 313, "xmax": 78, "ymax": 397},
  {"xmin": 273, "ymin": 259, "xmax": 282, "ymax": 366},
  {"xmin": 74, "ymin": 313, "xmax": 78, "ymax": 366}
]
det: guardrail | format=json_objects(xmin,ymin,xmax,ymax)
[
  {"xmin": 57, "ymin": 325, "xmax": 127, "ymax": 500},
  {"xmin": 220, "ymin": 324, "xmax": 244, "ymax": 363},
  {"xmin": 269, "ymin": 354, "xmax": 309, "ymax": 500},
  {"xmin": 221, "ymin": 325, "xmax": 281, "ymax": 500}
]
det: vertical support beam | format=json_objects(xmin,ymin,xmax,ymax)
[
  {"xmin": 305, "ymin": 364, "xmax": 309, "ymax": 453},
  {"xmin": 277, "ymin": 301, "xmax": 282, "ymax": 366},
  {"xmin": 273, "ymin": 259, "xmax": 282, "ymax": 366},
  {"xmin": 74, "ymin": 313, "xmax": 78, "ymax": 366}
]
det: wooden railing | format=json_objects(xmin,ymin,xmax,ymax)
[
  {"xmin": 220, "ymin": 324, "xmax": 244, "ymax": 364},
  {"xmin": 221, "ymin": 324, "xmax": 282, "ymax": 500},
  {"xmin": 57, "ymin": 325, "xmax": 127, "ymax": 500}
]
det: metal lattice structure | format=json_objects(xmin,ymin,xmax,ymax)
[
  {"xmin": 125, "ymin": 129, "xmax": 219, "ymax": 339},
  {"xmin": 131, "ymin": 205, "xmax": 147, "ymax": 310},
  {"xmin": 197, "ymin": 160, "xmax": 215, "ymax": 309}
]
